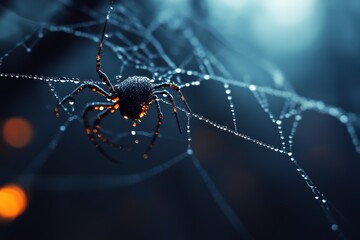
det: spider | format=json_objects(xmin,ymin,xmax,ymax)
[{"xmin": 54, "ymin": 5, "xmax": 191, "ymax": 163}]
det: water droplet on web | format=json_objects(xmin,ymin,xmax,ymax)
[
  {"xmin": 131, "ymin": 130, "xmax": 136, "ymax": 135},
  {"xmin": 187, "ymin": 149, "xmax": 193, "ymax": 155},
  {"xmin": 276, "ymin": 120, "xmax": 282, "ymax": 125},
  {"xmin": 339, "ymin": 115, "xmax": 348, "ymax": 123},
  {"xmin": 249, "ymin": 84, "xmax": 257, "ymax": 91},
  {"xmin": 204, "ymin": 74, "xmax": 210, "ymax": 80},
  {"xmin": 331, "ymin": 224, "xmax": 339, "ymax": 231},
  {"xmin": 59, "ymin": 125, "xmax": 66, "ymax": 131},
  {"xmin": 175, "ymin": 68, "xmax": 181, "ymax": 73},
  {"xmin": 60, "ymin": 76, "xmax": 67, "ymax": 83}
]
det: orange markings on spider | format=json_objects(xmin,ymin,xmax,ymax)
[
  {"xmin": 112, "ymin": 97, "xmax": 119, "ymax": 102},
  {"xmin": 2, "ymin": 117, "xmax": 33, "ymax": 148},
  {"xmin": 0, "ymin": 184, "xmax": 27, "ymax": 220}
]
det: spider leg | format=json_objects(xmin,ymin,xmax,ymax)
[
  {"xmin": 83, "ymin": 102, "xmax": 120, "ymax": 163},
  {"xmin": 54, "ymin": 83, "xmax": 112, "ymax": 117},
  {"xmin": 154, "ymin": 83, "xmax": 192, "ymax": 114},
  {"xmin": 93, "ymin": 108, "xmax": 127, "ymax": 149},
  {"xmin": 96, "ymin": 4, "xmax": 115, "ymax": 92},
  {"xmin": 154, "ymin": 90, "xmax": 182, "ymax": 134},
  {"xmin": 143, "ymin": 96, "xmax": 163, "ymax": 160}
]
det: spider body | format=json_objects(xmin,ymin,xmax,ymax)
[
  {"xmin": 115, "ymin": 76, "xmax": 153, "ymax": 120},
  {"xmin": 54, "ymin": 7, "xmax": 191, "ymax": 162}
]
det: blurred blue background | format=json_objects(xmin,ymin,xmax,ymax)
[{"xmin": 0, "ymin": 0, "xmax": 359, "ymax": 239}]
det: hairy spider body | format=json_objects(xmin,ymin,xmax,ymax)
[
  {"xmin": 54, "ymin": 5, "xmax": 191, "ymax": 162},
  {"xmin": 116, "ymin": 76, "xmax": 153, "ymax": 120}
]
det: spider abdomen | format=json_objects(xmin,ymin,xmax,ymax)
[{"xmin": 116, "ymin": 76, "xmax": 154, "ymax": 120}]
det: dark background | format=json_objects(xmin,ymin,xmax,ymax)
[{"xmin": 0, "ymin": 0, "xmax": 360, "ymax": 239}]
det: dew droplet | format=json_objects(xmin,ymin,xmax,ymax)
[
  {"xmin": 339, "ymin": 115, "xmax": 348, "ymax": 123},
  {"xmin": 249, "ymin": 84, "xmax": 257, "ymax": 91},
  {"xmin": 331, "ymin": 224, "xmax": 338, "ymax": 231},
  {"xmin": 295, "ymin": 115, "xmax": 302, "ymax": 121}
]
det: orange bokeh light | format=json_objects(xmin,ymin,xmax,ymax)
[
  {"xmin": 2, "ymin": 117, "xmax": 33, "ymax": 148},
  {"xmin": 0, "ymin": 184, "xmax": 28, "ymax": 220}
]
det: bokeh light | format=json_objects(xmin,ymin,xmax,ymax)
[
  {"xmin": 260, "ymin": 0, "xmax": 317, "ymax": 27},
  {"xmin": 2, "ymin": 117, "xmax": 33, "ymax": 148},
  {"xmin": 253, "ymin": 0, "xmax": 323, "ymax": 54},
  {"xmin": 0, "ymin": 184, "xmax": 28, "ymax": 220},
  {"xmin": 207, "ymin": 0, "xmax": 324, "ymax": 55}
]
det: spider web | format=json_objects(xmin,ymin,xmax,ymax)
[{"xmin": 0, "ymin": 1, "xmax": 360, "ymax": 239}]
